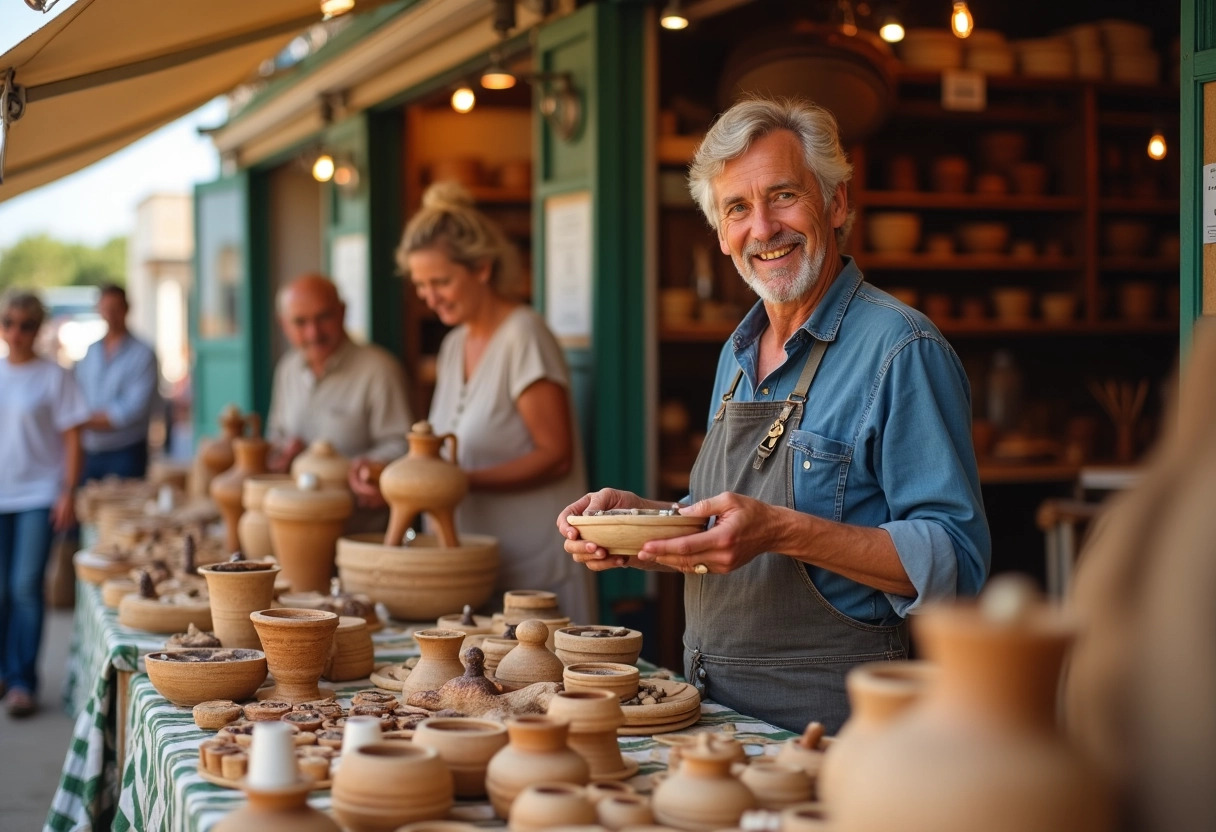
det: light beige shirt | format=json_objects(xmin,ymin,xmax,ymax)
[{"xmin": 268, "ymin": 338, "xmax": 412, "ymax": 462}]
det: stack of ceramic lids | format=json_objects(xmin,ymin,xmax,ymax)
[
  {"xmin": 963, "ymin": 30, "xmax": 1014, "ymax": 75},
  {"xmin": 1013, "ymin": 36, "xmax": 1074, "ymax": 79},
  {"xmin": 898, "ymin": 28, "xmax": 963, "ymax": 71},
  {"xmin": 619, "ymin": 679, "xmax": 702, "ymax": 735},
  {"xmin": 1101, "ymin": 19, "xmax": 1158, "ymax": 85}
]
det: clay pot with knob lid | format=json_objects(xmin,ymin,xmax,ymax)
[
  {"xmin": 290, "ymin": 440, "xmax": 351, "ymax": 491},
  {"xmin": 210, "ymin": 413, "xmax": 268, "ymax": 552},
  {"xmin": 379, "ymin": 421, "xmax": 468, "ymax": 548},
  {"xmin": 263, "ymin": 474, "xmax": 353, "ymax": 593},
  {"xmin": 652, "ymin": 731, "xmax": 757, "ymax": 830},
  {"xmin": 198, "ymin": 404, "xmax": 246, "ymax": 482}
]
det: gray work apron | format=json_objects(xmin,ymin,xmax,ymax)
[{"xmin": 683, "ymin": 338, "xmax": 908, "ymax": 735}]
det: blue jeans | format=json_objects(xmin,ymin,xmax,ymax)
[
  {"xmin": 84, "ymin": 441, "xmax": 148, "ymax": 482},
  {"xmin": 0, "ymin": 507, "xmax": 53, "ymax": 694}
]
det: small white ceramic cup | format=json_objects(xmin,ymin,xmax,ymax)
[
  {"xmin": 247, "ymin": 721, "xmax": 298, "ymax": 788},
  {"xmin": 341, "ymin": 715, "xmax": 383, "ymax": 757}
]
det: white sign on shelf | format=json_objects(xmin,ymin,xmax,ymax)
[
  {"xmin": 1204, "ymin": 163, "xmax": 1216, "ymax": 244},
  {"xmin": 941, "ymin": 69, "xmax": 986, "ymax": 112},
  {"xmin": 331, "ymin": 233, "xmax": 369, "ymax": 343},
  {"xmin": 544, "ymin": 190, "xmax": 593, "ymax": 346}
]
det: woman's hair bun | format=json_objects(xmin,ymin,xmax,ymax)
[{"xmin": 422, "ymin": 181, "xmax": 475, "ymax": 211}]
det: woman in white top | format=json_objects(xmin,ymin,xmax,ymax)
[
  {"xmin": 363, "ymin": 182, "xmax": 595, "ymax": 624},
  {"xmin": 0, "ymin": 290, "xmax": 89, "ymax": 717}
]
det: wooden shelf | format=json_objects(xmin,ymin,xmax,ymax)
[
  {"xmin": 858, "ymin": 191, "xmax": 1083, "ymax": 212},
  {"xmin": 1099, "ymin": 257, "xmax": 1181, "ymax": 272},
  {"xmin": 660, "ymin": 322, "xmax": 738, "ymax": 342},
  {"xmin": 936, "ymin": 319, "xmax": 1177, "ymax": 337},
  {"xmin": 977, "ymin": 462, "xmax": 1081, "ymax": 485},
  {"xmin": 856, "ymin": 254, "xmax": 1083, "ymax": 272},
  {"xmin": 1100, "ymin": 198, "xmax": 1180, "ymax": 214}
]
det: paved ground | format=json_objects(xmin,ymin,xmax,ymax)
[{"xmin": 0, "ymin": 606, "xmax": 76, "ymax": 831}]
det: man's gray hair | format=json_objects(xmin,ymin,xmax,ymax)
[{"xmin": 688, "ymin": 97, "xmax": 855, "ymax": 245}]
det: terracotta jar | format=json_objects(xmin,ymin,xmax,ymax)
[
  {"xmin": 238, "ymin": 474, "xmax": 293, "ymax": 559},
  {"xmin": 413, "ymin": 717, "xmax": 508, "ymax": 798},
  {"xmin": 198, "ymin": 561, "xmax": 281, "ymax": 649},
  {"xmin": 479, "ymin": 636, "xmax": 518, "ymax": 677},
  {"xmin": 830, "ymin": 583, "xmax": 1112, "ymax": 832},
  {"xmin": 509, "ymin": 782, "xmax": 596, "ymax": 831},
  {"xmin": 563, "ymin": 662, "xmax": 640, "ymax": 702},
  {"xmin": 323, "ymin": 615, "xmax": 375, "ymax": 682},
  {"xmin": 263, "ymin": 476, "xmax": 353, "ymax": 593},
  {"xmin": 740, "ymin": 759, "xmax": 815, "ymax": 810},
  {"xmin": 331, "ymin": 743, "xmax": 454, "ymax": 832},
  {"xmin": 493, "ymin": 619, "xmax": 565, "ymax": 691},
  {"xmin": 652, "ymin": 731, "xmax": 757, "ymax": 830},
  {"xmin": 545, "ymin": 689, "xmax": 633, "ymax": 780},
  {"xmin": 290, "ymin": 440, "xmax": 351, "ymax": 491},
  {"xmin": 817, "ymin": 660, "xmax": 934, "ymax": 806},
  {"xmin": 249, "ymin": 608, "xmax": 339, "ymax": 704},
  {"xmin": 380, "ymin": 421, "xmax": 468, "ymax": 548},
  {"xmin": 210, "ymin": 414, "xmax": 269, "ymax": 553},
  {"xmin": 502, "ymin": 589, "xmax": 561, "ymax": 624},
  {"xmin": 596, "ymin": 793, "xmax": 655, "ymax": 830},
  {"xmin": 775, "ymin": 722, "xmax": 829, "ymax": 797},
  {"xmin": 485, "ymin": 715, "xmax": 591, "ymax": 818},
  {"xmin": 197, "ymin": 404, "xmax": 245, "ymax": 482},
  {"xmin": 402, "ymin": 629, "xmax": 469, "ymax": 697}
]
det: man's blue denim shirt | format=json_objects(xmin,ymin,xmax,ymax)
[{"xmin": 700, "ymin": 256, "xmax": 991, "ymax": 624}]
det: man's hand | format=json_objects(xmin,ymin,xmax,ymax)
[
  {"xmin": 636, "ymin": 491, "xmax": 777, "ymax": 575},
  {"xmin": 266, "ymin": 438, "xmax": 306, "ymax": 474},
  {"xmin": 558, "ymin": 488, "xmax": 671, "ymax": 571},
  {"xmin": 82, "ymin": 410, "xmax": 113, "ymax": 432},
  {"xmin": 52, "ymin": 491, "xmax": 75, "ymax": 532}
]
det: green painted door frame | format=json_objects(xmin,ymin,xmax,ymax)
[{"xmin": 1180, "ymin": 0, "xmax": 1214, "ymax": 350}]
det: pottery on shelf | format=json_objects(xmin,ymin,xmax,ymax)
[
  {"xmin": 290, "ymin": 440, "xmax": 352, "ymax": 491},
  {"xmin": 331, "ymin": 743, "xmax": 454, "ymax": 832},
  {"xmin": 545, "ymin": 689, "xmax": 635, "ymax": 781},
  {"xmin": 336, "ymin": 532, "xmax": 499, "ymax": 620},
  {"xmin": 563, "ymin": 662, "xmax": 641, "ymax": 702},
  {"xmin": 238, "ymin": 474, "xmax": 293, "ymax": 559},
  {"xmin": 323, "ymin": 615, "xmax": 375, "ymax": 682},
  {"xmin": 249, "ymin": 608, "xmax": 340, "ymax": 704},
  {"xmin": 209, "ymin": 414, "xmax": 269, "ymax": 553},
  {"xmin": 379, "ymin": 421, "xmax": 468, "ymax": 548},
  {"xmin": 198, "ymin": 561, "xmax": 281, "ymax": 649},
  {"xmin": 413, "ymin": 717, "xmax": 509, "ymax": 798},
  {"xmin": 553, "ymin": 626, "xmax": 643, "ymax": 666},
  {"xmin": 652, "ymin": 731, "xmax": 757, "ymax": 831},
  {"xmin": 485, "ymin": 715, "xmax": 591, "ymax": 818},
  {"xmin": 144, "ymin": 648, "xmax": 267, "ymax": 707},
  {"xmin": 829, "ymin": 578, "xmax": 1113, "ymax": 832},
  {"xmin": 509, "ymin": 782, "xmax": 597, "ymax": 832},
  {"xmin": 401, "ymin": 629, "xmax": 469, "ymax": 697},
  {"xmin": 493, "ymin": 619, "xmax": 565, "ymax": 691},
  {"xmin": 263, "ymin": 475, "xmax": 353, "ymax": 593}
]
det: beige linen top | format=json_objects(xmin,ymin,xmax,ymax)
[{"xmin": 267, "ymin": 338, "xmax": 412, "ymax": 462}]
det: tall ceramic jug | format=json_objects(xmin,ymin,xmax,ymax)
[
  {"xmin": 210, "ymin": 413, "xmax": 268, "ymax": 553},
  {"xmin": 380, "ymin": 421, "xmax": 468, "ymax": 547}
]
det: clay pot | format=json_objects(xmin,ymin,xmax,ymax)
[
  {"xmin": 494, "ymin": 619, "xmax": 565, "ymax": 691},
  {"xmin": 263, "ymin": 477, "xmax": 353, "ymax": 593},
  {"xmin": 740, "ymin": 759, "xmax": 815, "ymax": 810},
  {"xmin": 584, "ymin": 781, "xmax": 635, "ymax": 804},
  {"xmin": 290, "ymin": 440, "xmax": 351, "ymax": 490},
  {"xmin": 480, "ymin": 636, "xmax": 518, "ymax": 677},
  {"xmin": 238, "ymin": 474, "xmax": 293, "ymax": 559},
  {"xmin": 652, "ymin": 732, "xmax": 757, "ymax": 830},
  {"xmin": 817, "ymin": 660, "xmax": 934, "ymax": 806},
  {"xmin": 323, "ymin": 615, "xmax": 375, "ymax": 682},
  {"xmin": 597, "ymin": 793, "xmax": 654, "ymax": 830},
  {"xmin": 402, "ymin": 629, "xmax": 469, "ymax": 697},
  {"xmin": 775, "ymin": 723, "xmax": 829, "ymax": 796},
  {"xmin": 249, "ymin": 608, "xmax": 340, "ymax": 704},
  {"xmin": 144, "ymin": 648, "xmax": 267, "ymax": 707},
  {"xmin": 198, "ymin": 404, "xmax": 246, "ymax": 482},
  {"xmin": 198, "ymin": 561, "xmax": 281, "ymax": 649},
  {"xmin": 331, "ymin": 743, "xmax": 454, "ymax": 832},
  {"xmin": 380, "ymin": 421, "xmax": 468, "ymax": 547},
  {"xmin": 118, "ymin": 594, "xmax": 212, "ymax": 634},
  {"xmin": 563, "ymin": 662, "xmax": 640, "ymax": 702},
  {"xmin": 510, "ymin": 782, "xmax": 597, "ymax": 831},
  {"xmin": 554, "ymin": 626, "xmax": 643, "ymax": 667},
  {"xmin": 413, "ymin": 717, "xmax": 508, "ymax": 798},
  {"xmin": 336, "ymin": 532, "xmax": 499, "ymax": 620},
  {"xmin": 830, "ymin": 584, "xmax": 1112, "ymax": 832},
  {"xmin": 210, "ymin": 423, "xmax": 270, "ymax": 553},
  {"xmin": 545, "ymin": 689, "xmax": 633, "ymax": 781},
  {"xmin": 485, "ymin": 715, "xmax": 591, "ymax": 818},
  {"xmin": 502, "ymin": 589, "xmax": 561, "ymax": 623}
]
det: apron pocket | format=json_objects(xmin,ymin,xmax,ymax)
[{"xmin": 788, "ymin": 429, "xmax": 853, "ymax": 522}]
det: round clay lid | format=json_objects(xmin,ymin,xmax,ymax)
[
  {"xmin": 262, "ymin": 476, "xmax": 353, "ymax": 521},
  {"xmin": 290, "ymin": 440, "xmax": 350, "ymax": 486}
]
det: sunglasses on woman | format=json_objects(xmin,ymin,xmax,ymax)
[{"xmin": 1, "ymin": 317, "xmax": 39, "ymax": 334}]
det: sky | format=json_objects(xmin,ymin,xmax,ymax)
[{"xmin": 0, "ymin": 1, "xmax": 222, "ymax": 248}]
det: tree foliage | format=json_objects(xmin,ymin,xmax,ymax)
[{"xmin": 0, "ymin": 234, "xmax": 127, "ymax": 291}]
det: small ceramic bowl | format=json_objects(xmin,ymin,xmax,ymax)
[
  {"xmin": 145, "ymin": 648, "xmax": 267, "ymax": 707},
  {"xmin": 554, "ymin": 626, "xmax": 643, "ymax": 667},
  {"xmin": 566, "ymin": 511, "xmax": 707, "ymax": 556},
  {"xmin": 564, "ymin": 661, "xmax": 641, "ymax": 702}
]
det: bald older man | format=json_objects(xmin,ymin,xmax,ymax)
[{"xmin": 267, "ymin": 274, "xmax": 412, "ymax": 474}]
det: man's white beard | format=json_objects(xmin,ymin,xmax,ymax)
[{"xmin": 738, "ymin": 232, "xmax": 825, "ymax": 304}]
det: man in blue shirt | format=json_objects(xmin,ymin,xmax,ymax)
[
  {"xmin": 75, "ymin": 285, "xmax": 159, "ymax": 480},
  {"xmin": 559, "ymin": 97, "xmax": 990, "ymax": 733}
]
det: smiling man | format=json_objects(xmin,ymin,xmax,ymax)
[
  {"xmin": 266, "ymin": 274, "xmax": 412, "ymax": 475},
  {"xmin": 559, "ymin": 97, "xmax": 990, "ymax": 734}
]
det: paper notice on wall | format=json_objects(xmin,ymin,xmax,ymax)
[
  {"xmin": 332, "ymin": 233, "xmax": 369, "ymax": 342},
  {"xmin": 544, "ymin": 190, "xmax": 593, "ymax": 346},
  {"xmin": 1205, "ymin": 164, "xmax": 1216, "ymax": 244}
]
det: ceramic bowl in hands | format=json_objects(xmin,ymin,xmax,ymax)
[{"xmin": 566, "ymin": 510, "xmax": 707, "ymax": 556}]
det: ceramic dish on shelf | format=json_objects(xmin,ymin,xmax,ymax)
[{"xmin": 566, "ymin": 511, "xmax": 707, "ymax": 556}]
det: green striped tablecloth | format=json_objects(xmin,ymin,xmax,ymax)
[
  {"xmin": 110, "ymin": 673, "xmax": 794, "ymax": 832},
  {"xmin": 45, "ymin": 579, "xmax": 423, "ymax": 832}
]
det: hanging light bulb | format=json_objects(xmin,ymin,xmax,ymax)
[
  {"xmin": 660, "ymin": 0, "xmax": 689, "ymax": 30},
  {"xmin": 879, "ymin": 15, "xmax": 906, "ymax": 43},
  {"xmin": 312, "ymin": 152, "xmax": 335, "ymax": 182},
  {"xmin": 480, "ymin": 51, "xmax": 516, "ymax": 90},
  {"xmin": 319, "ymin": 0, "xmax": 355, "ymax": 19},
  {"xmin": 951, "ymin": 2, "xmax": 974, "ymax": 38},
  {"xmin": 451, "ymin": 85, "xmax": 476, "ymax": 114},
  {"xmin": 1147, "ymin": 132, "xmax": 1167, "ymax": 160}
]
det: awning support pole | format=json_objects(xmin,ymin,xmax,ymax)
[{"xmin": 0, "ymin": 68, "xmax": 29, "ymax": 185}]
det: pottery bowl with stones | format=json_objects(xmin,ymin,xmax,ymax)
[
  {"xmin": 554, "ymin": 626, "xmax": 644, "ymax": 666},
  {"xmin": 144, "ymin": 648, "xmax": 267, "ymax": 707},
  {"xmin": 566, "ymin": 510, "xmax": 707, "ymax": 556},
  {"xmin": 563, "ymin": 662, "xmax": 641, "ymax": 702}
]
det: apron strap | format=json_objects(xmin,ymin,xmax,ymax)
[
  {"xmin": 713, "ymin": 369, "xmax": 745, "ymax": 422},
  {"xmin": 752, "ymin": 337, "xmax": 828, "ymax": 470}
]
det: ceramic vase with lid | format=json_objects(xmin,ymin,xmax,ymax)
[
  {"xmin": 652, "ymin": 731, "xmax": 757, "ymax": 830},
  {"xmin": 209, "ymin": 413, "xmax": 269, "ymax": 552},
  {"xmin": 485, "ymin": 715, "xmax": 591, "ymax": 818},
  {"xmin": 238, "ymin": 474, "xmax": 292, "ymax": 559},
  {"xmin": 829, "ymin": 579, "xmax": 1113, "ymax": 832},
  {"xmin": 290, "ymin": 440, "xmax": 351, "ymax": 490},
  {"xmin": 379, "ymin": 421, "xmax": 468, "ymax": 548},
  {"xmin": 198, "ymin": 561, "xmax": 280, "ymax": 649},
  {"xmin": 401, "ymin": 628, "xmax": 468, "ymax": 697},
  {"xmin": 331, "ymin": 743, "xmax": 454, "ymax": 832},
  {"xmin": 249, "ymin": 608, "xmax": 339, "ymax": 704},
  {"xmin": 263, "ymin": 474, "xmax": 353, "ymax": 593}
]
